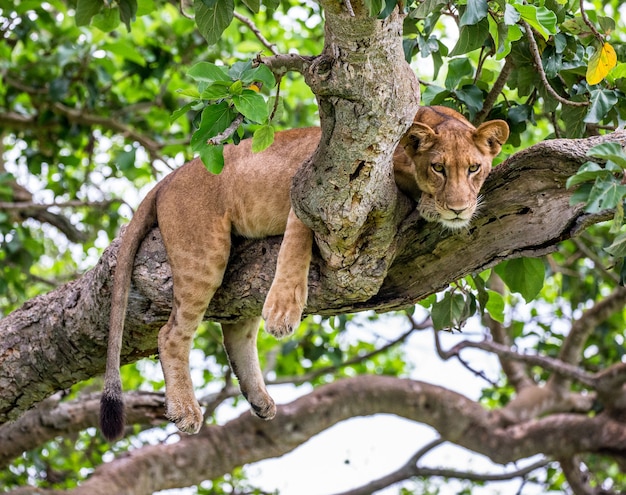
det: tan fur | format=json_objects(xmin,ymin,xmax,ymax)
[
  {"xmin": 100, "ymin": 106, "xmax": 509, "ymax": 441},
  {"xmin": 397, "ymin": 106, "xmax": 509, "ymax": 229}
]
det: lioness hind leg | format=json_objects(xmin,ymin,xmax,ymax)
[
  {"xmin": 221, "ymin": 317, "xmax": 276, "ymax": 420},
  {"xmin": 158, "ymin": 225, "xmax": 231, "ymax": 435},
  {"xmin": 263, "ymin": 208, "xmax": 313, "ymax": 338}
]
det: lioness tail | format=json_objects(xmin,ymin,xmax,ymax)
[{"xmin": 100, "ymin": 186, "xmax": 159, "ymax": 441}]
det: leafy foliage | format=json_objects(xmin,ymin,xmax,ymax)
[{"xmin": 1, "ymin": 0, "xmax": 626, "ymax": 493}]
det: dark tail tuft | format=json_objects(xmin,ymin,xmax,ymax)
[{"xmin": 100, "ymin": 392, "xmax": 125, "ymax": 442}]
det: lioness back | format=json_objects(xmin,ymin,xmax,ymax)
[{"xmin": 157, "ymin": 127, "xmax": 321, "ymax": 239}]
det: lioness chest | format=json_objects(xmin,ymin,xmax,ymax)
[{"xmin": 155, "ymin": 127, "xmax": 321, "ymax": 239}]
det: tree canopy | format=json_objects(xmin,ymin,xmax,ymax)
[{"xmin": 1, "ymin": 0, "xmax": 626, "ymax": 494}]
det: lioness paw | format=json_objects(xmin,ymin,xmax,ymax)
[
  {"xmin": 262, "ymin": 301, "xmax": 302, "ymax": 338},
  {"xmin": 263, "ymin": 283, "xmax": 306, "ymax": 338},
  {"xmin": 250, "ymin": 396, "xmax": 276, "ymax": 420},
  {"xmin": 166, "ymin": 399, "xmax": 204, "ymax": 435}
]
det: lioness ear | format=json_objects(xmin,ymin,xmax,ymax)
[
  {"xmin": 400, "ymin": 122, "xmax": 437, "ymax": 155},
  {"xmin": 474, "ymin": 120, "xmax": 509, "ymax": 156}
]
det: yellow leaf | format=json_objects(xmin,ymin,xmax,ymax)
[{"xmin": 586, "ymin": 42, "xmax": 617, "ymax": 85}]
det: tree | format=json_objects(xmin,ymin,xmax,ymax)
[{"xmin": 1, "ymin": 0, "xmax": 626, "ymax": 493}]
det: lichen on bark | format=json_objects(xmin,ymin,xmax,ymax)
[{"xmin": 293, "ymin": 4, "xmax": 420, "ymax": 302}]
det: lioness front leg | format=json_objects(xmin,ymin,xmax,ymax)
[
  {"xmin": 222, "ymin": 317, "xmax": 276, "ymax": 419},
  {"xmin": 263, "ymin": 208, "xmax": 313, "ymax": 338}
]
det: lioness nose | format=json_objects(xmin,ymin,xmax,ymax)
[{"xmin": 450, "ymin": 207, "xmax": 467, "ymax": 216}]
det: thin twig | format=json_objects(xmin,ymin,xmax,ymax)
[
  {"xmin": 433, "ymin": 329, "xmax": 499, "ymax": 387},
  {"xmin": 344, "ymin": 0, "xmax": 355, "ymax": 17},
  {"xmin": 521, "ymin": 20, "xmax": 588, "ymax": 108},
  {"xmin": 178, "ymin": 0, "xmax": 194, "ymax": 19},
  {"xmin": 438, "ymin": 337, "xmax": 596, "ymax": 386},
  {"xmin": 207, "ymin": 114, "xmax": 245, "ymax": 146},
  {"xmin": 572, "ymin": 237, "xmax": 620, "ymax": 284},
  {"xmin": 234, "ymin": 11, "xmax": 279, "ymax": 55},
  {"xmin": 474, "ymin": 57, "xmax": 514, "ymax": 125},
  {"xmin": 578, "ymin": 0, "xmax": 603, "ymax": 44},
  {"xmin": 0, "ymin": 199, "xmax": 125, "ymax": 211},
  {"xmin": 269, "ymin": 319, "xmax": 427, "ymax": 386},
  {"xmin": 332, "ymin": 445, "xmax": 549, "ymax": 495}
]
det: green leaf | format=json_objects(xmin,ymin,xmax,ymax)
[
  {"xmin": 488, "ymin": 14, "xmax": 508, "ymax": 59},
  {"xmin": 504, "ymin": 4, "xmax": 520, "ymax": 25},
  {"xmin": 455, "ymin": 84, "xmax": 484, "ymax": 118},
  {"xmin": 232, "ymin": 90, "xmax": 269, "ymax": 123},
  {"xmin": 411, "ymin": 0, "xmax": 446, "ymax": 18},
  {"xmin": 76, "ymin": 0, "xmax": 103, "ymax": 26},
  {"xmin": 584, "ymin": 89, "xmax": 619, "ymax": 124},
  {"xmin": 136, "ymin": 0, "xmax": 155, "ymax": 16},
  {"xmin": 585, "ymin": 178, "xmax": 626, "ymax": 213},
  {"xmin": 170, "ymin": 101, "xmax": 196, "ymax": 124},
  {"xmin": 229, "ymin": 60, "xmax": 254, "ymax": 80},
  {"xmin": 566, "ymin": 161, "xmax": 607, "ymax": 189},
  {"xmin": 421, "ymin": 85, "xmax": 451, "ymax": 105},
  {"xmin": 561, "ymin": 104, "xmax": 588, "ymax": 139},
  {"xmin": 190, "ymin": 101, "xmax": 237, "ymax": 151},
  {"xmin": 92, "ymin": 7, "xmax": 121, "ymax": 31},
  {"xmin": 242, "ymin": 0, "xmax": 260, "ymax": 13},
  {"xmin": 194, "ymin": 0, "xmax": 234, "ymax": 45},
  {"xmin": 118, "ymin": 0, "xmax": 138, "ymax": 30},
  {"xmin": 241, "ymin": 64, "xmax": 276, "ymax": 88},
  {"xmin": 587, "ymin": 142, "xmax": 626, "ymax": 170},
  {"xmin": 494, "ymin": 258, "xmax": 545, "ymax": 302},
  {"xmin": 606, "ymin": 232, "xmax": 626, "ymax": 258},
  {"xmin": 103, "ymin": 40, "xmax": 145, "ymax": 65},
  {"xmin": 485, "ymin": 289, "xmax": 505, "ymax": 323},
  {"xmin": 199, "ymin": 144, "xmax": 225, "ymax": 174},
  {"xmin": 450, "ymin": 19, "xmax": 489, "ymax": 56},
  {"xmin": 252, "ymin": 124, "xmax": 275, "ymax": 153},
  {"xmin": 201, "ymin": 83, "xmax": 231, "ymax": 100},
  {"xmin": 229, "ymin": 79, "xmax": 244, "ymax": 96},
  {"xmin": 364, "ymin": 0, "xmax": 383, "ymax": 17},
  {"xmin": 460, "ymin": 0, "xmax": 488, "ymax": 26},
  {"xmin": 379, "ymin": 0, "xmax": 397, "ymax": 19},
  {"xmin": 514, "ymin": 4, "xmax": 557, "ymax": 40},
  {"xmin": 445, "ymin": 58, "xmax": 473, "ymax": 90},
  {"xmin": 188, "ymin": 62, "xmax": 231, "ymax": 84},
  {"xmin": 431, "ymin": 292, "xmax": 467, "ymax": 330}
]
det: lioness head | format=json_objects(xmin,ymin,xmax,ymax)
[{"xmin": 401, "ymin": 106, "xmax": 509, "ymax": 229}]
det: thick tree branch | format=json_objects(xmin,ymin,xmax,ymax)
[
  {"xmin": 7, "ymin": 376, "xmax": 626, "ymax": 495},
  {"xmin": 292, "ymin": 5, "xmax": 420, "ymax": 302},
  {"xmin": 0, "ymin": 392, "xmax": 166, "ymax": 469},
  {"xmin": 2, "ymin": 131, "xmax": 626, "ymax": 424}
]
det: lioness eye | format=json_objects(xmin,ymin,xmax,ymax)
[
  {"xmin": 468, "ymin": 164, "xmax": 481, "ymax": 173},
  {"xmin": 431, "ymin": 163, "xmax": 445, "ymax": 174}
]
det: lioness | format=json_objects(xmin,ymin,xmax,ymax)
[{"xmin": 100, "ymin": 106, "xmax": 509, "ymax": 440}]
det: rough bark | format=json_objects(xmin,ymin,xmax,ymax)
[
  {"xmin": 292, "ymin": 4, "xmax": 420, "ymax": 302},
  {"xmin": 2, "ymin": 3, "xmax": 626, "ymax": 492},
  {"xmin": 5, "ymin": 376, "xmax": 626, "ymax": 495},
  {"xmin": 1, "ymin": 130, "xmax": 625, "ymax": 425}
]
